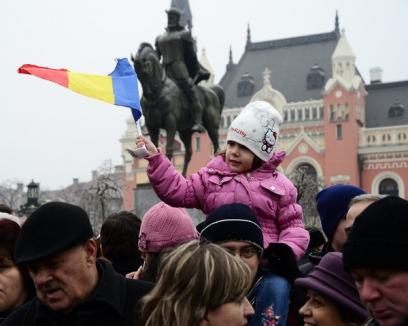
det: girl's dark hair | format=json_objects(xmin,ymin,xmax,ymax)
[
  {"xmin": 100, "ymin": 211, "xmax": 142, "ymax": 259},
  {"xmin": 0, "ymin": 219, "xmax": 36, "ymax": 299}
]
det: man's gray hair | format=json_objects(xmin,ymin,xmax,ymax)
[{"xmin": 349, "ymin": 193, "xmax": 386, "ymax": 208}]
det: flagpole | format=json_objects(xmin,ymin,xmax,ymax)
[{"xmin": 127, "ymin": 116, "xmax": 149, "ymax": 158}]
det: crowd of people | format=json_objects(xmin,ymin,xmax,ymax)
[{"xmin": 1, "ymin": 100, "xmax": 408, "ymax": 326}]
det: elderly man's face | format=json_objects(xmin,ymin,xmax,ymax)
[
  {"xmin": 351, "ymin": 268, "xmax": 408, "ymax": 326},
  {"xmin": 344, "ymin": 201, "xmax": 373, "ymax": 234},
  {"xmin": 28, "ymin": 239, "xmax": 98, "ymax": 313}
]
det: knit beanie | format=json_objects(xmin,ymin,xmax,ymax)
[
  {"xmin": 295, "ymin": 252, "xmax": 368, "ymax": 319},
  {"xmin": 227, "ymin": 101, "xmax": 282, "ymax": 162},
  {"xmin": 198, "ymin": 203, "xmax": 264, "ymax": 251},
  {"xmin": 316, "ymin": 184, "xmax": 365, "ymax": 241},
  {"xmin": 138, "ymin": 202, "xmax": 198, "ymax": 253},
  {"xmin": 343, "ymin": 196, "xmax": 408, "ymax": 270}
]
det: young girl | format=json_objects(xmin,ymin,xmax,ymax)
[
  {"xmin": 136, "ymin": 100, "xmax": 309, "ymax": 325},
  {"xmin": 136, "ymin": 100, "xmax": 308, "ymax": 259}
]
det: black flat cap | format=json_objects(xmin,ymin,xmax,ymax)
[{"xmin": 15, "ymin": 202, "xmax": 93, "ymax": 264}]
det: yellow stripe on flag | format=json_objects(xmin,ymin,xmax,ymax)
[{"xmin": 68, "ymin": 72, "xmax": 115, "ymax": 105}]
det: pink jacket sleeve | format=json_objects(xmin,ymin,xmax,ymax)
[
  {"xmin": 145, "ymin": 153, "xmax": 206, "ymax": 209},
  {"xmin": 276, "ymin": 177, "xmax": 310, "ymax": 260}
]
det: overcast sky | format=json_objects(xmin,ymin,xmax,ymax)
[{"xmin": 1, "ymin": 0, "xmax": 407, "ymax": 190}]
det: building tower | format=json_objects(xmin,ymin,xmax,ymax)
[{"xmin": 322, "ymin": 30, "xmax": 367, "ymax": 186}]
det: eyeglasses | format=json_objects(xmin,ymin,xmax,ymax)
[{"xmin": 222, "ymin": 246, "xmax": 260, "ymax": 259}]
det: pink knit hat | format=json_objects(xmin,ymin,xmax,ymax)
[{"xmin": 138, "ymin": 202, "xmax": 198, "ymax": 253}]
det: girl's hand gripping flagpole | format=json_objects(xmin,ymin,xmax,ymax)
[{"xmin": 126, "ymin": 118, "xmax": 149, "ymax": 158}]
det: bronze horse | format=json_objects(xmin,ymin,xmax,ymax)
[{"xmin": 132, "ymin": 43, "xmax": 224, "ymax": 176}]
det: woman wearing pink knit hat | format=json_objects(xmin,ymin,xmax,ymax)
[{"xmin": 129, "ymin": 202, "xmax": 198, "ymax": 282}]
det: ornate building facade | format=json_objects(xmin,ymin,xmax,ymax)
[{"xmin": 120, "ymin": 15, "xmax": 408, "ymax": 214}]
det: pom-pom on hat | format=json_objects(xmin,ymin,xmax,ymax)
[
  {"xmin": 15, "ymin": 202, "xmax": 94, "ymax": 264},
  {"xmin": 343, "ymin": 196, "xmax": 408, "ymax": 271},
  {"xmin": 138, "ymin": 202, "xmax": 198, "ymax": 253},
  {"xmin": 227, "ymin": 101, "xmax": 282, "ymax": 162},
  {"xmin": 316, "ymin": 184, "xmax": 365, "ymax": 241},
  {"xmin": 296, "ymin": 252, "xmax": 368, "ymax": 319},
  {"xmin": 198, "ymin": 203, "xmax": 264, "ymax": 252}
]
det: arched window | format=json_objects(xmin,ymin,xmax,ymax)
[{"xmin": 379, "ymin": 178, "xmax": 399, "ymax": 196}]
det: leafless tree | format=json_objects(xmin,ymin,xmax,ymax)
[
  {"xmin": 0, "ymin": 179, "xmax": 25, "ymax": 212},
  {"xmin": 82, "ymin": 160, "xmax": 124, "ymax": 231},
  {"xmin": 288, "ymin": 164, "xmax": 324, "ymax": 227}
]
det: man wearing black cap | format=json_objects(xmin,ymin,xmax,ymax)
[
  {"xmin": 343, "ymin": 196, "xmax": 408, "ymax": 326},
  {"xmin": 3, "ymin": 202, "xmax": 152, "ymax": 326}
]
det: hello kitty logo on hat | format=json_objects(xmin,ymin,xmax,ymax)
[{"xmin": 227, "ymin": 101, "xmax": 282, "ymax": 162}]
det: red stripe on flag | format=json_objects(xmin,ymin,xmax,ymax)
[{"xmin": 18, "ymin": 64, "xmax": 69, "ymax": 88}]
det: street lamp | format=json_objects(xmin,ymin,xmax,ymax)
[
  {"xmin": 27, "ymin": 180, "xmax": 39, "ymax": 207},
  {"xmin": 18, "ymin": 180, "xmax": 40, "ymax": 217}
]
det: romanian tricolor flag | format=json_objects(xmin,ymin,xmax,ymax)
[{"xmin": 18, "ymin": 58, "xmax": 142, "ymax": 121}]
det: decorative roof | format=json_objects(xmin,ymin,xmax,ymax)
[
  {"xmin": 365, "ymin": 81, "xmax": 408, "ymax": 128},
  {"xmin": 250, "ymin": 67, "xmax": 287, "ymax": 114},
  {"xmin": 219, "ymin": 26, "xmax": 340, "ymax": 108},
  {"xmin": 332, "ymin": 30, "xmax": 355, "ymax": 59}
]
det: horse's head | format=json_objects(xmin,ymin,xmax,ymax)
[{"xmin": 131, "ymin": 43, "xmax": 164, "ymax": 87}]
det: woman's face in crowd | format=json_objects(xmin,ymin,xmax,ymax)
[
  {"xmin": 299, "ymin": 290, "xmax": 347, "ymax": 326},
  {"xmin": 0, "ymin": 253, "xmax": 27, "ymax": 313},
  {"xmin": 225, "ymin": 141, "xmax": 255, "ymax": 173},
  {"xmin": 202, "ymin": 297, "xmax": 254, "ymax": 326}
]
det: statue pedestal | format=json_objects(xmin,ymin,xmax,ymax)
[{"xmin": 134, "ymin": 183, "xmax": 204, "ymax": 224}]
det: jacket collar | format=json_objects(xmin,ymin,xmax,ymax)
[
  {"xmin": 208, "ymin": 151, "xmax": 285, "ymax": 175},
  {"xmin": 33, "ymin": 259, "xmax": 125, "ymax": 323}
]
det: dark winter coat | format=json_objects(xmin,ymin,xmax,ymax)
[{"xmin": 2, "ymin": 259, "xmax": 153, "ymax": 326}]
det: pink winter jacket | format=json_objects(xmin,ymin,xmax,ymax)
[{"xmin": 146, "ymin": 151, "xmax": 309, "ymax": 260}]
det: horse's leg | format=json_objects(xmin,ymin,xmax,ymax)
[
  {"xmin": 164, "ymin": 116, "xmax": 177, "ymax": 161},
  {"xmin": 202, "ymin": 103, "xmax": 220, "ymax": 155},
  {"xmin": 207, "ymin": 124, "xmax": 220, "ymax": 155},
  {"xmin": 179, "ymin": 130, "xmax": 193, "ymax": 177},
  {"xmin": 149, "ymin": 128, "xmax": 160, "ymax": 149}
]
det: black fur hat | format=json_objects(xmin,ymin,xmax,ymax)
[
  {"xmin": 343, "ymin": 196, "xmax": 408, "ymax": 270},
  {"xmin": 15, "ymin": 202, "xmax": 93, "ymax": 264}
]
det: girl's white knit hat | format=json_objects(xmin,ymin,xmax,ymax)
[{"xmin": 227, "ymin": 101, "xmax": 283, "ymax": 162}]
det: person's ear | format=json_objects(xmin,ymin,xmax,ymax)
[{"xmin": 83, "ymin": 239, "xmax": 97, "ymax": 264}]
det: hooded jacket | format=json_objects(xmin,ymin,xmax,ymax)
[{"xmin": 146, "ymin": 151, "xmax": 309, "ymax": 259}]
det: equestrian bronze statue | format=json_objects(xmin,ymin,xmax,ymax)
[
  {"xmin": 131, "ymin": 7, "xmax": 224, "ymax": 176},
  {"xmin": 132, "ymin": 42, "xmax": 224, "ymax": 176}
]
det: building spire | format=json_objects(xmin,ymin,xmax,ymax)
[
  {"xmin": 227, "ymin": 45, "xmax": 235, "ymax": 71},
  {"xmin": 246, "ymin": 23, "xmax": 252, "ymax": 49},
  {"xmin": 335, "ymin": 10, "xmax": 340, "ymax": 34},
  {"xmin": 228, "ymin": 45, "xmax": 233, "ymax": 65}
]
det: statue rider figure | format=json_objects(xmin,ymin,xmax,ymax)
[{"xmin": 155, "ymin": 8, "xmax": 209, "ymax": 133}]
